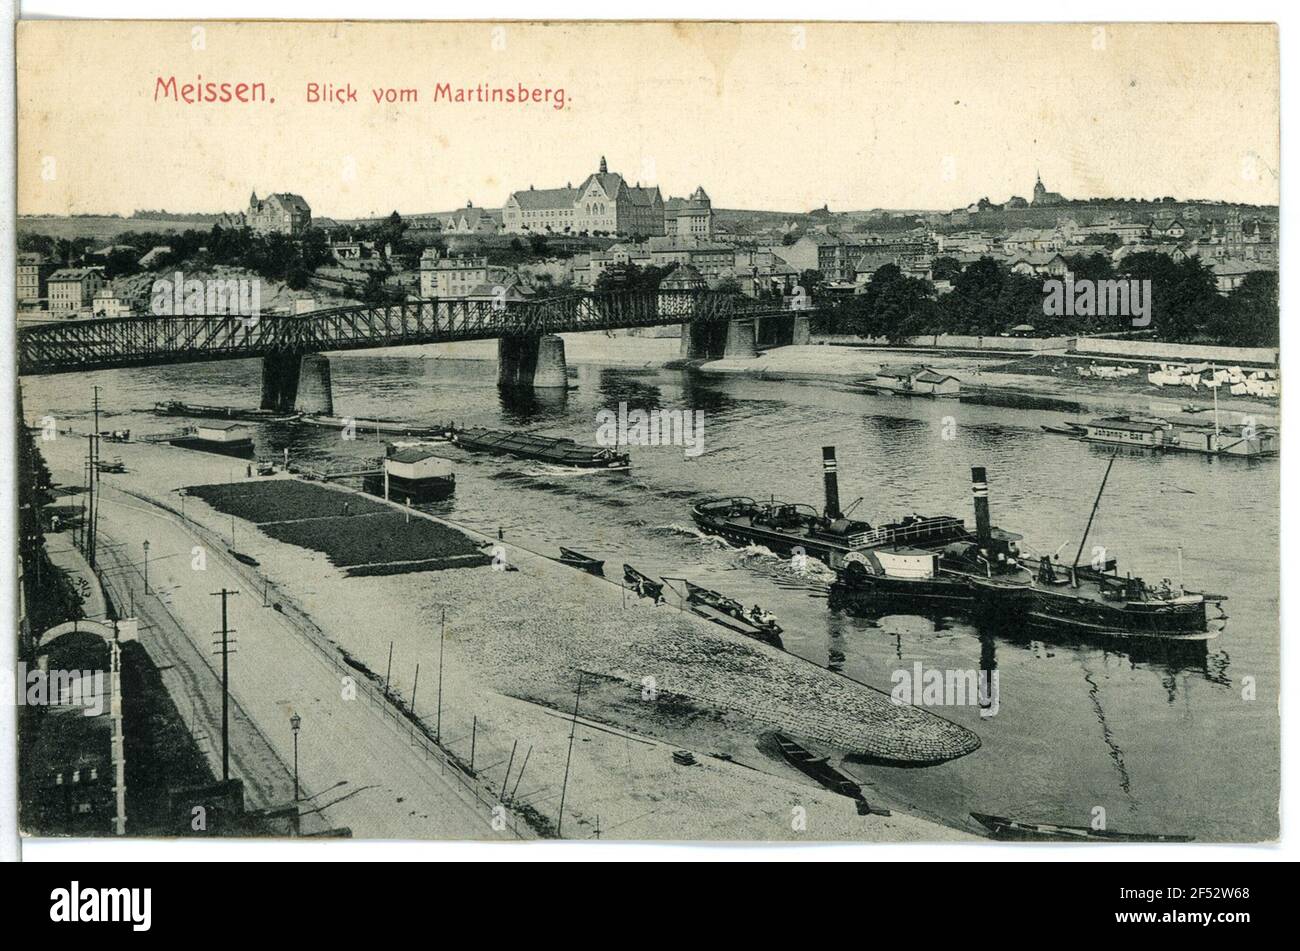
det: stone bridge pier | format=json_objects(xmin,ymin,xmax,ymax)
[
  {"xmin": 722, "ymin": 318, "xmax": 757, "ymax": 359},
  {"xmin": 498, "ymin": 333, "xmax": 568, "ymax": 388},
  {"xmin": 679, "ymin": 320, "xmax": 729, "ymax": 360},
  {"xmin": 260, "ymin": 351, "xmax": 335, "ymax": 414}
]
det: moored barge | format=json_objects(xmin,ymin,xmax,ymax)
[{"xmin": 452, "ymin": 427, "xmax": 630, "ymax": 470}]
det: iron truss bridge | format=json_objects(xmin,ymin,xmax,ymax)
[{"xmin": 17, "ymin": 290, "xmax": 815, "ymax": 375}]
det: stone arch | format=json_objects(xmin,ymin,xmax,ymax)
[{"xmin": 36, "ymin": 618, "xmax": 119, "ymax": 655}]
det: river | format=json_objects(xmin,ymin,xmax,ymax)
[{"xmin": 22, "ymin": 344, "xmax": 1280, "ymax": 841}]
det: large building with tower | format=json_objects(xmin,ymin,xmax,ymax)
[{"xmin": 502, "ymin": 157, "xmax": 712, "ymax": 238}]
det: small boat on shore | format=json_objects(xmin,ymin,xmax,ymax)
[
  {"xmin": 668, "ymin": 579, "xmax": 784, "ymax": 647},
  {"xmin": 623, "ymin": 564, "xmax": 664, "ymax": 602},
  {"xmin": 970, "ymin": 812, "xmax": 1191, "ymax": 843},
  {"xmin": 772, "ymin": 733, "xmax": 873, "ymax": 804},
  {"xmin": 682, "ymin": 580, "xmax": 783, "ymax": 646},
  {"xmin": 557, "ymin": 547, "xmax": 605, "ymax": 576}
]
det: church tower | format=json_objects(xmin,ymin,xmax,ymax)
[{"xmin": 1032, "ymin": 172, "xmax": 1047, "ymax": 205}]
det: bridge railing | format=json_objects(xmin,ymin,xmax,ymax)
[{"xmin": 17, "ymin": 289, "xmax": 821, "ymax": 374}]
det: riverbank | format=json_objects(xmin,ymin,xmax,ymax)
[
  {"xmin": 697, "ymin": 345, "xmax": 1281, "ymax": 423},
  {"xmin": 36, "ymin": 432, "xmax": 979, "ymax": 841},
  {"xmin": 371, "ymin": 334, "xmax": 1279, "ymax": 423}
]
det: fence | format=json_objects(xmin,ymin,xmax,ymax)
[{"xmin": 1069, "ymin": 336, "xmax": 1278, "ymax": 366}]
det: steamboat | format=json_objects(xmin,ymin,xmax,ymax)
[
  {"xmin": 691, "ymin": 447, "xmax": 968, "ymax": 568},
  {"xmin": 830, "ymin": 461, "xmax": 1226, "ymax": 640}
]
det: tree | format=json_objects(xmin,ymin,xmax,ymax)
[
  {"xmin": 930, "ymin": 256, "xmax": 963, "ymax": 283},
  {"xmin": 1209, "ymin": 270, "xmax": 1278, "ymax": 347}
]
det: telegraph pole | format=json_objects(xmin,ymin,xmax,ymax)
[
  {"xmin": 211, "ymin": 588, "xmax": 239, "ymax": 781},
  {"xmin": 557, "ymin": 671, "xmax": 584, "ymax": 837},
  {"xmin": 436, "ymin": 606, "xmax": 446, "ymax": 742},
  {"xmin": 89, "ymin": 386, "xmax": 101, "ymax": 566}
]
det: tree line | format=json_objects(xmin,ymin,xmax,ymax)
[{"xmin": 811, "ymin": 253, "xmax": 1277, "ymax": 348}]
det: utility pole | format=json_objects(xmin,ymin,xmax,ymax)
[
  {"xmin": 211, "ymin": 588, "xmax": 239, "ymax": 781},
  {"xmin": 89, "ymin": 386, "xmax": 100, "ymax": 566},
  {"xmin": 410, "ymin": 663, "xmax": 420, "ymax": 715},
  {"xmin": 557, "ymin": 671, "xmax": 584, "ymax": 837},
  {"xmin": 436, "ymin": 606, "xmax": 446, "ymax": 742}
]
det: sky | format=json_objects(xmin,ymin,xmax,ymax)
[{"xmin": 16, "ymin": 20, "xmax": 1280, "ymax": 218}]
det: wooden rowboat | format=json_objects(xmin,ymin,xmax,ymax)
[
  {"xmin": 557, "ymin": 546, "xmax": 605, "ymax": 576},
  {"xmin": 773, "ymin": 732, "xmax": 864, "ymax": 802},
  {"xmin": 970, "ymin": 812, "xmax": 1192, "ymax": 842},
  {"xmin": 623, "ymin": 564, "xmax": 664, "ymax": 602}
]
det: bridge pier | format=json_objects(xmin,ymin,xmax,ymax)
[
  {"xmin": 792, "ymin": 313, "xmax": 811, "ymax": 346},
  {"xmin": 260, "ymin": 350, "xmax": 303, "ymax": 413},
  {"xmin": 722, "ymin": 318, "xmax": 758, "ymax": 360},
  {"xmin": 296, "ymin": 354, "xmax": 335, "ymax": 415},
  {"xmin": 498, "ymin": 333, "xmax": 568, "ymax": 388},
  {"xmin": 533, "ymin": 334, "xmax": 569, "ymax": 388},
  {"xmin": 680, "ymin": 320, "xmax": 729, "ymax": 361}
]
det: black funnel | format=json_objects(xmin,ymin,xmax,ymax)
[
  {"xmin": 971, "ymin": 466, "xmax": 992, "ymax": 548},
  {"xmin": 822, "ymin": 447, "xmax": 842, "ymax": 520}
]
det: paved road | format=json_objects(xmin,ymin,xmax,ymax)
[{"xmin": 83, "ymin": 481, "xmax": 497, "ymax": 839}]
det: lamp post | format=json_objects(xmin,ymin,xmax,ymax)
[
  {"xmin": 289, "ymin": 712, "xmax": 302, "ymax": 801},
  {"xmin": 142, "ymin": 540, "xmax": 150, "ymax": 594}
]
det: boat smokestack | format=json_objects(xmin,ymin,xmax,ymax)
[
  {"xmin": 971, "ymin": 466, "xmax": 992, "ymax": 548},
  {"xmin": 822, "ymin": 446, "xmax": 842, "ymax": 520}
]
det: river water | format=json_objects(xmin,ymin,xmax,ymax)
[{"xmin": 23, "ymin": 345, "xmax": 1280, "ymax": 841}]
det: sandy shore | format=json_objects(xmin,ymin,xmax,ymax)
[
  {"xmin": 697, "ymin": 345, "xmax": 1281, "ymax": 423},
  {"xmin": 36, "ymin": 431, "xmax": 979, "ymax": 842}
]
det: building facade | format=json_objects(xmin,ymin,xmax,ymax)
[
  {"xmin": 418, "ymin": 248, "xmax": 514, "ymax": 299},
  {"xmin": 47, "ymin": 268, "xmax": 106, "ymax": 317},
  {"xmin": 504, "ymin": 157, "xmax": 709, "ymax": 238},
  {"xmin": 17, "ymin": 252, "xmax": 55, "ymax": 305},
  {"xmin": 665, "ymin": 187, "xmax": 713, "ymax": 238},
  {"xmin": 220, "ymin": 191, "xmax": 312, "ymax": 235}
]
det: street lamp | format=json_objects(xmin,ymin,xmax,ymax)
[
  {"xmin": 289, "ymin": 712, "xmax": 302, "ymax": 802},
  {"xmin": 142, "ymin": 540, "xmax": 150, "ymax": 594}
]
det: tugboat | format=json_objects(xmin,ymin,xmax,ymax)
[
  {"xmin": 692, "ymin": 447, "xmax": 968, "ymax": 568},
  {"xmin": 1009, "ymin": 456, "xmax": 1224, "ymax": 639},
  {"xmin": 831, "ymin": 460, "xmax": 1226, "ymax": 640},
  {"xmin": 830, "ymin": 466, "xmax": 1030, "ymax": 609}
]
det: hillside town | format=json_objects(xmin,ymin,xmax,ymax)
[{"xmin": 16, "ymin": 158, "xmax": 1279, "ymax": 350}]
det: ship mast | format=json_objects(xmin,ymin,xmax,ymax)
[{"xmin": 1070, "ymin": 453, "xmax": 1118, "ymax": 585}]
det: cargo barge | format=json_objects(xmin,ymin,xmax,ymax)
[
  {"xmin": 452, "ymin": 427, "xmax": 630, "ymax": 470},
  {"xmin": 1040, "ymin": 413, "xmax": 1279, "ymax": 458},
  {"xmin": 154, "ymin": 400, "xmax": 295, "ymax": 423},
  {"xmin": 691, "ymin": 447, "xmax": 968, "ymax": 568}
]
